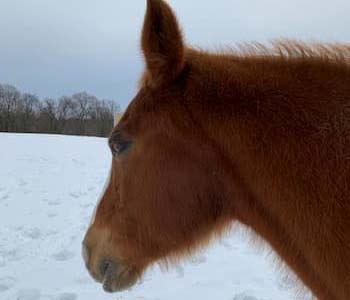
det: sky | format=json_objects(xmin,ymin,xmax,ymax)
[{"xmin": 0, "ymin": 0, "xmax": 349, "ymax": 109}]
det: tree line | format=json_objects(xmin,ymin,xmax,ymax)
[{"xmin": 0, "ymin": 83, "xmax": 120, "ymax": 137}]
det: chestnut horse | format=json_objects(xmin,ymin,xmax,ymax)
[{"xmin": 82, "ymin": 0, "xmax": 350, "ymax": 298}]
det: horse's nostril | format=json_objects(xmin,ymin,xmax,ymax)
[
  {"xmin": 100, "ymin": 259, "xmax": 112, "ymax": 277},
  {"xmin": 82, "ymin": 243, "xmax": 90, "ymax": 266}
]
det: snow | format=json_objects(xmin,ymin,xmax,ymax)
[{"xmin": 0, "ymin": 133, "xmax": 308, "ymax": 300}]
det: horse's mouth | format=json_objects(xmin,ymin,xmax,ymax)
[
  {"xmin": 82, "ymin": 242, "xmax": 139, "ymax": 293},
  {"xmin": 99, "ymin": 260, "xmax": 139, "ymax": 293}
]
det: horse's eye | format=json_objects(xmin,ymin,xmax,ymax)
[
  {"xmin": 109, "ymin": 132, "xmax": 131, "ymax": 156},
  {"xmin": 110, "ymin": 140, "xmax": 131, "ymax": 156}
]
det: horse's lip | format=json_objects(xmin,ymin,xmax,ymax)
[
  {"xmin": 101, "ymin": 260, "xmax": 138, "ymax": 293},
  {"xmin": 102, "ymin": 263, "xmax": 115, "ymax": 292}
]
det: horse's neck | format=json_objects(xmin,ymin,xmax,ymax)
[
  {"xmin": 186, "ymin": 59, "xmax": 350, "ymax": 299},
  {"xmin": 211, "ymin": 108, "xmax": 350, "ymax": 299}
]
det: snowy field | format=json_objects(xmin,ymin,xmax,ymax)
[{"xmin": 0, "ymin": 133, "xmax": 307, "ymax": 300}]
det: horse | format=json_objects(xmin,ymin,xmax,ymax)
[{"xmin": 82, "ymin": 0, "xmax": 350, "ymax": 298}]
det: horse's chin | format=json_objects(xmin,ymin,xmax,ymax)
[{"xmin": 100, "ymin": 260, "xmax": 139, "ymax": 293}]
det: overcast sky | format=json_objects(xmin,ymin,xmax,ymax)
[{"xmin": 0, "ymin": 0, "xmax": 349, "ymax": 108}]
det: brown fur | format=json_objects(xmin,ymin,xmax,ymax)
[{"xmin": 83, "ymin": 0, "xmax": 350, "ymax": 298}]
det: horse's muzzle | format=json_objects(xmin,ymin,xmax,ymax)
[{"xmin": 82, "ymin": 242, "xmax": 139, "ymax": 293}]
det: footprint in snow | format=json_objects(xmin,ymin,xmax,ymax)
[
  {"xmin": 75, "ymin": 277, "xmax": 91, "ymax": 285},
  {"xmin": 1, "ymin": 194, "xmax": 9, "ymax": 201},
  {"xmin": 79, "ymin": 202, "xmax": 92, "ymax": 209},
  {"xmin": 232, "ymin": 293, "xmax": 259, "ymax": 300},
  {"xmin": 12, "ymin": 226, "xmax": 24, "ymax": 232},
  {"xmin": 40, "ymin": 296, "xmax": 55, "ymax": 300},
  {"xmin": 16, "ymin": 289, "xmax": 41, "ymax": 300},
  {"xmin": 52, "ymin": 250, "xmax": 75, "ymax": 262},
  {"xmin": 69, "ymin": 193, "xmax": 79, "ymax": 199},
  {"xmin": 22, "ymin": 228, "xmax": 42, "ymax": 240},
  {"xmin": 5, "ymin": 249, "xmax": 22, "ymax": 262},
  {"xmin": 47, "ymin": 213, "xmax": 58, "ymax": 218},
  {"xmin": 47, "ymin": 230, "xmax": 58, "ymax": 236},
  {"xmin": 0, "ymin": 277, "xmax": 16, "ymax": 292},
  {"xmin": 56, "ymin": 293, "xmax": 77, "ymax": 300},
  {"xmin": 0, "ymin": 255, "xmax": 6, "ymax": 267},
  {"xmin": 19, "ymin": 180, "xmax": 28, "ymax": 187},
  {"xmin": 189, "ymin": 255, "xmax": 207, "ymax": 266}
]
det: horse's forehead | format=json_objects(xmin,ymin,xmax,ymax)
[{"xmin": 117, "ymin": 95, "xmax": 155, "ymax": 132}]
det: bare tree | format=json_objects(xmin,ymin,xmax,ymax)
[
  {"xmin": 71, "ymin": 92, "xmax": 97, "ymax": 135},
  {"xmin": 0, "ymin": 84, "xmax": 21, "ymax": 131},
  {"xmin": 57, "ymin": 96, "xmax": 76, "ymax": 133},
  {"xmin": 38, "ymin": 98, "xmax": 57, "ymax": 133},
  {"xmin": 19, "ymin": 93, "xmax": 40, "ymax": 132}
]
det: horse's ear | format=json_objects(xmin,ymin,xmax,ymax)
[{"xmin": 141, "ymin": 0, "xmax": 185, "ymax": 87}]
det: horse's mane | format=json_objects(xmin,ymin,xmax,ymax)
[
  {"xmin": 237, "ymin": 40, "xmax": 349, "ymax": 63},
  {"xmin": 190, "ymin": 40, "xmax": 350, "ymax": 65}
]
